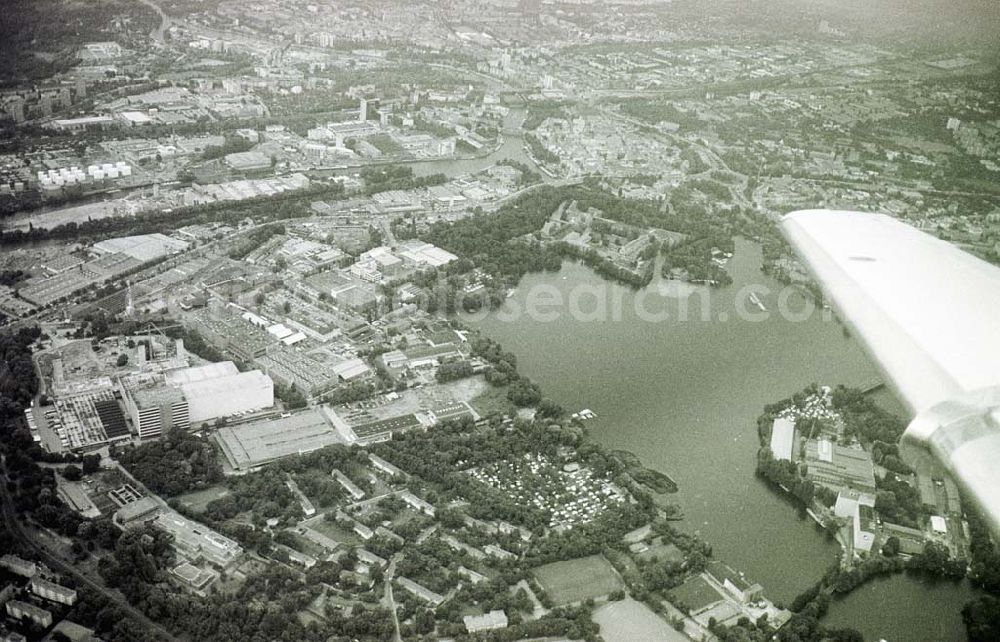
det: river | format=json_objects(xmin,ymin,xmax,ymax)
[
  {"xmin": 4, "ymin": 106, "xmax": 536, "ymax": 233},
  {"xmin": 408, "ymin": 106, "xmax": 536, "ymax": 179},
  {"xmin": 463, "ymin": 237, "xmax": 978, "ymax": 640}
]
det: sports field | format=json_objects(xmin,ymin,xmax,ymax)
[
  {"xmin": 532, "ymin": 554, "xmax": 623, "ymax": 605},
  {"xmin": 592, "ymin": 598, "xmax": 689, "ymax": 642}
]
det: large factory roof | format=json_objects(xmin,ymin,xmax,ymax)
[
  {"xmin": 164, "ymin": 361, "xmax": 240, "ymax": 386},
  {"xmin": 92, "ymin": 233, "xmax": 189, "ymax": 262},
  {"xmin": 179, "ymin": 369, "xmax": 272, "ymax": 401},
  {"xmin": 215, "ymin": 409, "xmax": 344, "ymax": 470}
]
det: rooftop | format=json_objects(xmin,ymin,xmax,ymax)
[
  {"xmin": 770, "ymin": 417, "xmax": 796, "ymax": 461},
  {"xmin": 215, "ymin": 409, "xmax": 343, "ymax": 470},
  {"xmin": 132, "ymin": 385, "xmax": 186, "ymax": 409},
  {"xmin": 92, "ymin": 233, "xmax": 189, "ymax": 262},
  {"xmin": 164, "ymin": 361, "xmax": 240, "ymax": 386},
  {"xmin": 804, "ymin": 439, "xmax": 876, "ymax": 493}
]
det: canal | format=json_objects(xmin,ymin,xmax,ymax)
[{"xmin": 463, "ymin": 237, "xmax": 978, "ymax": 640}]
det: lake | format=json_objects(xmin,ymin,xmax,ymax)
[{"xmin": 464, "ymin": 237, "xmax": 977, "ymax": 639}]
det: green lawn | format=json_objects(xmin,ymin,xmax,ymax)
[
  {"xmin": 470, "ymin": 385, "xmax": 515, "ymax": 418},
  {"xmin": 593, "ymin": 598, "xmax": 690, "ymax": 642},
  {"xmin": 305, "ymin": 515, "xmax": 361, "ymax": 547},
  {"xmin": 174, "ymin": 485, "xmax": 230, "ymax": 513},
  {"xmin": 532, "ymin": 555, "xmax": 623, "ymax": 606}
]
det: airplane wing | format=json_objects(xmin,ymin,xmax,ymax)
[
  {"xmin": 782, "ymin": 209, "xmax": 1000, "ymax": 416},
  {"xmin": 782, "ymin": 209, "xmax": 1000, "ymax": 535}
]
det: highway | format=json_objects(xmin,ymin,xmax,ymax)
[{"xmin": 0, "ymin": 457, "xmax": 182, "ymax": 642}]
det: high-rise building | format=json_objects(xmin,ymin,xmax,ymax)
[
  {"xmin": 359, "ymin": 98, "xmax": 368, "ymax": 122},
  {"xmin": 120, "ymin": 378, "xmax": 190, "ymax": 440}
]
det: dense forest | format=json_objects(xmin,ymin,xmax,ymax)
[
  {"xmin": 360, "ymin": 165, "xmax": 447, "ymax": 195},
  {"xmin": 115, "ymin": 428, "xmax": 223, "ymax": 497},
  {"xmin": 0, "ymin": 0, "xmax": 156, "ymax": 86},
  {"xmin": 0, "ymin": 181, "xmax": 345, "ymax": 247}
]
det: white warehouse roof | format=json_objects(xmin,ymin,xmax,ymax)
[
  {"xmin": 769, "ymin": 417, "xmax": 795, "ymax": 462},
  {"xmin": 92, "ymin": 233, "xmax": 189, "ymax": 263},
  {"xmin": 267, "ymin": 323, "xmax": 294, "ymax": 340},
  {"xmin": 180, "ymin": 370, "xmax": 274, "ymax": 423},
  {"xmin": 164, "ymin": 361, "xmax": 239, "ymax": 386},
  {"xmin": 397, "ymin": 240, "xmax": 457, "ymax": 267},
  {"xmin": 332, "ymin": 357, "xmax": 370, "ymax": 381}
]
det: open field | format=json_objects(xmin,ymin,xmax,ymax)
[
  {"xmin": 469, "ymin": 382, "xmax": 515, "ymax": 417},
  {"xmin": 592, "ymin": 598, "xmax": 689, "ymax": 642},
  {"xmin": 532, "ymin": 554, "xmax": 623, "ymax": 606},
  {"xmin": 304, "ymin": 515, "xmax": 361, "ymax": 547},
  {"xmin": 174, "ymin": 485, "xmax": 230, "ymax": 513}
]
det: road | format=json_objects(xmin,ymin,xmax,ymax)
[
  {"xmin": 380, "ymin": 523, "xmax": 440, "ymax": 642},
  {"xmin": 383, "ymin": 556, "xmax": 403, "ymax": 642},
  {"xmin": 0, "ymin": 457, "xmax": 182, "ymax": 641}
]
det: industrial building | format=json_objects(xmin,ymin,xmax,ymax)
[
  {"xmin": 332, "ymin": 357, "xmax": 370, "ymax": 382},
  {"xmin": 120, "ymin": 377, "xmax": 190, "ymax": 440},
  {"xmin": 164, "ymin": 361, "xmax": 239, "ymax": 386},
  {"xmin": 853, "ymin": 504, "xmax": 878, "ymax": 553},
  {"xmin": 186, "ymin": 306, "xmax": 273, "ymax": 363},
  {"xmin": 48, "ymin": 387, "xmax": 123, "ymax": 450},
  {"xmin": 255, "ymin": 347, "xmax": 339, "ymax": 397},
  {"xmin": 350, "ymin": 413, "xmax": 422, "ymax": 445},
  {"xmin": 92, "ymin": 233, "xmax": 189, "ymax": 262},
  {"xmin": 707, "ymin": 561, "xmax": 763, "ymax": 605},
  {"xmin": 178, "ymin": 369, "xmax": 273, "ymax": 424},
  {"xmin": 834, "ymin": 489, "xmax": 876, "ymax": 521},
  {"xmin": 18, "ymin": 251, "xmax": 142, "ymax": 307},
  {"xmin": 215, "ymin": 409, "xmax": 343, "ymax": 470},
  {"xmin": 225, "ymin": 151, "xmax": 272, "ymax": 172},
  {"xmin": 803, "ymin": 438, "xmax": 876, "ymax": 494},
  {"xmin": 117, "ymin": 361, "xmax": 276, "ymax": 431},
  {"xmin": 397, "ymin": 239, "xmax": 458, "ymax": 267},
  {"xmin": 769, "ymin": 417, "xmax": 796, "ymax": 462}
]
